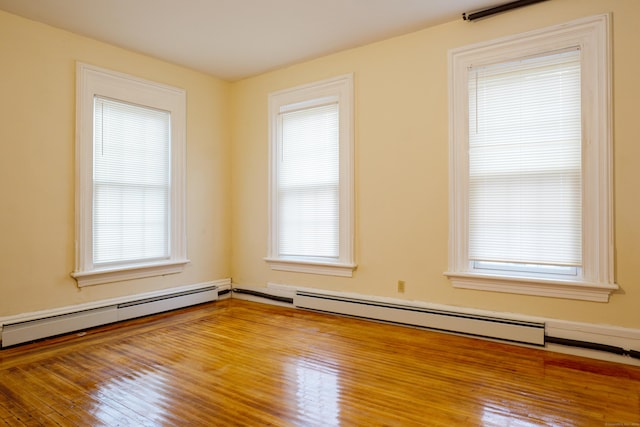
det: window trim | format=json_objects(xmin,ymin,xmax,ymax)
[
  {"xmin": 72, "ymin": 63, "xmax": 189, "ymax": 287},
  {"xmin": 265, "ymin": 74, "xmax": 356, "ymax": 277},
  {"xmin": 445, "ymin": 14, "xmax": 617, "ymax": 302}
]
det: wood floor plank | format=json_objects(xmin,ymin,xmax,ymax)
[{"xmin": 1, "ymin": 299, "xmax": 639, "ymax": 426}]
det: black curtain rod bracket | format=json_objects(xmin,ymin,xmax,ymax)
[{"xmin": 463, "ymin": 0, "xmax": 549, "ymax": 22}]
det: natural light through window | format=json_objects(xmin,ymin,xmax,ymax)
[
  {"xmin": 72, "ymin": 63, "xmax": 188, "ymax": 287},
  {"xmin": 467, "ymin": 50, "xmax": 582, "ymax": 277},
  {"xmin": 265, "ymin": 74, "xmax": 355, "ymax": 277},
  {"xmin": 445, "ymin": 15, "xmax": 616, "ymax": 302},
  {"xmin": 279, "ymin": 103, "xmax": 339, "ymax": 259},
  {"xmin": 93, "ymin": 97, "xmax": 171, "ymax": 266}
]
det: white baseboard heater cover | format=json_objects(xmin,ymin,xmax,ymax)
[
  {"xmin": 294, "ymin": 291, "xmax": 545, "ymax": 346},
  {"xmin": 1, "ymin": 286, "xmax": 218, "ymax": 348}
]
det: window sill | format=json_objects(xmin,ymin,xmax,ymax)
[
  {"xmin": 71, "ymin": 259, "xmax": 190, "ymax": 287},
  {"xmin": 264, "ymin": 257, "xmax": 356, "ymax": 277},
  {"xmin": 444, "ymin": 271, "xmax": 618, "ymax": 302}
]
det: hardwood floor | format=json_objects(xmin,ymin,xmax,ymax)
[{"xmin": 1, "ymin": 299, "xmax": 639, "ymax": 426}]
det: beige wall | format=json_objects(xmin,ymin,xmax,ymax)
[
  {"xmin": 0, "ymin": 10, "xmax": 231, "ymax": 317},
  {"xmin": 230, "ymin": 0, "xmax": 640, "ymax": 328}
]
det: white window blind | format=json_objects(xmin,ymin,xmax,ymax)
[
  {"xmin": 467, "ymin": 49, "xmax": 582, "ymax": 267},
  {"xmin": 93, "ymin": 97, "xmax": 171, "ymax": 265},
  {"xmin": 278, "ymin": 103, "xmax": 339, "ymax": 258}
]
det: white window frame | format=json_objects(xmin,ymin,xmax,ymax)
[
  {"xmin": 445, "ymin": 14, "xmax": 618, "ymax": 302},
  {"xmin": 265, "ymin": 74, "xmax": 356, "ymax": 277},
  {"xmin": 72, "ymin": 63, "xmax": 188, "ymax": 287}
]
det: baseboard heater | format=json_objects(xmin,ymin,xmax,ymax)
[
  {"xmin": 1, "ymin": 286, "xmax": 218, "ymax": 348},
  {"xmin": 294, "ymin": 291, "xmax": 545, "ymax": 346}
]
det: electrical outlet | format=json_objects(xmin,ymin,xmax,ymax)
[{"xmin": 397, "ymin": 280, "xmax": 405, "ymax": 293}]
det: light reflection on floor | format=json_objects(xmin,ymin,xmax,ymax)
[
  {"xmin": 481, "ymin": 406, "xmax": 576, "ymax": 427},
  {"xmin": 89, "ymin": 369, "xmax": 170, "ymax": 424},
  {"xmin": 295, "ymin": 358, "xmax": 341, "ymax": 426},
  {"xmin": 482, "ymin": 408, "xmax": 538, "ymax": 427}
]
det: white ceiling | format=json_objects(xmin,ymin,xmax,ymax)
[{"xmin": 0, "ymin": 0, "xmax": 501, "ymax": 81}]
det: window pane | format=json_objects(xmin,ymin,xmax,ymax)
[
  {"xmin": 278, "ymin": 103, "xmax": 339, "ymax": 258},
  {"xmin": 93, "ymin": 97, "xmax": 171, "ymax": 265},
  {"xmin": 468, "ymin": 50, "xmax": 582, "ymax": 266}
]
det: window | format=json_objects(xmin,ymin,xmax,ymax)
[
  {"xmin": 446, "ymin": 15, "xmax": 617, "ymax": 302},
  {"xmin": 72, "ymin": 63, "xmax": 188, "ymax": 287},
  {"xmin": 265, "ymin": 75, "xmax": 355, "ymax": 277}
]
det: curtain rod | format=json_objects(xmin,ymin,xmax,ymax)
[{"xmin": 463, "ymin": 0, "xmax": 549, "ymax": 22}]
